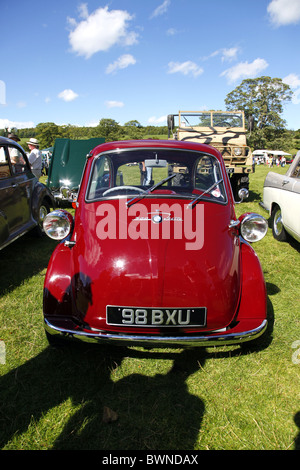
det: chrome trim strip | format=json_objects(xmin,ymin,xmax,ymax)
[
  {"xmin": 44, "ymin": 319, "xmax": 267, "ymax": 348},
  {"xmin": 259, "ymin": 201, "xmax": 269, "ymax": 213}
]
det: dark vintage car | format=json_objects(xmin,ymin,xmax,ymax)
[
  {"xmin": 43, "ymin": 139, "xmax": 268, "ymax": 347},
  {"xmin": 0, "ymin": 136, "xmax": 55, "ymax": 250}
]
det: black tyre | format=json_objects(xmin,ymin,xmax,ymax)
[{"xmin": 35, "ymin": 200, "xmax": 50, "ymax": 237}]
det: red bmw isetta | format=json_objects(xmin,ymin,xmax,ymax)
[{"xmin": 43, "ymin": 140, "xmax": 268, "ymax": 347}]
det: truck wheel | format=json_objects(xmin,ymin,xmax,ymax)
[{"xmin": 271, "ymin": 205, "xmax": 287, "ymax": 241}]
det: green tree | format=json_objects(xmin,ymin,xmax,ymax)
[
  {"xmin": 35, "ymin": 122, "xmax": 63, "ymax": 148},
  {"xmin": 96, "ymin": 118, "xmax": 121, "ymax": 141},
  {"xmin": 123, "ymin": 120, "xmax": 143, "ymax": 139},
  {"xmin": 124, "ymin": 120, "xmax": 142, "ymax": 128},
  {"xmin": 225, "ymin": 76, "xmax": 292, "ymax": 130}
]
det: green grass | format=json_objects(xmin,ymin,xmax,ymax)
[{"xmin": 0, "ymin": 164, "xmax": 299, "ymax": 450}]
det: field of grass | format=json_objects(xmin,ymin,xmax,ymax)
[{"xmin": 0, "ymin": 163, "xmax": 299, "ymax": 450}]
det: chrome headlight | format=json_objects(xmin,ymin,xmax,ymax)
[
  {"xmin": 240, "ymin": 213, "xmax": 268, "ymax": 243},
  {"xmin": 60, "ymin": 186, "xmax": 71, "ymax": 199},
  {"xmin": 234, "ymin": 147, "xmax": 242, "ymax": 156},
  {"xmin": 43, "ymin": 210, "xmax": 73, "ymax": 240}
]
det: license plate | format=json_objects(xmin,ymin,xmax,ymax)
[{"xmin": 106, "ymin": 306, "xmax": 206, "ymax": 327}]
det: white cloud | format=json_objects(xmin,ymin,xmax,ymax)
[
  {"xmin": 148, "ymin": 115, "xmax": 167, "ymax": 124},
  {"xmin": 85, "ymin": 120, "xmax": 99, "ymax": 127},
  {"xmin": 267, "ymin": 0, "xmax": 300, "ymax": 26},
  {"xmin": 167, "ymin": 61, "xmax": 204, "ymax": 78},
  {"xmin": 68, "ymin": 5, "xmax": 138, "ymax": 59},
  {"xmin": 105, "ymin": 101, "xmax": 124, "ymax": 108},
  {"xmin": 58, "ymin": 89, "xmax": 79, "ymax": 102},
  {"xmin": 166, "ymin": 28, "xmax": 178, "ymax": 36},
  {"xmin": 220, "ymin": 58, "xmax": 268, "ymax": 83},
  {"xmin": 16, "ymin": 101, "xmax": 27, "ymax": 108},
  {"xmin": 221, "ymin": 47, "xmax": 239, "ymax": 62},
  {"xmin": 283, "ymin": 73, "xmax": 300, "ymax": 104},
  {"xmin": 150, "ymin": 0, "xmax": 171, "ymax": 18},
  {"xmin": 78, "ymin": 3, "xmax": 89, "ymax": 19},
  {"xmin": 0, "ymin": 119, "xmax": 35, "ymax": 129},
  {"xmin": 291, "ymin": 89, "xmax": 300, "ymax": 104},
  {"xmin": 202, "ymin": 46, "xmax": 240, "ymax": 62},
  {"xmin": 283, "ymin": 73, "xmax": 300, "ymax": 88},
  {"xmin": 106, "ymin": 54, "xmax": 136, "ymax": 74}
]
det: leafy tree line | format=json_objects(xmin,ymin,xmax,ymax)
[
  {"xmin": 2, "ymin": 76, "xmax": 299, "ymax": 153},
  {"xmin": 1, "ymin": 119, "xmax": 169, "ymax": 150}
]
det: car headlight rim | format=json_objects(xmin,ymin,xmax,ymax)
[
  {"xmin": 240, "ymin": 213, "xmax": 268, "ymax": 243},
  {"xmin": 43, "ymin": 210, "xmax": 73, "ymax": 240}
]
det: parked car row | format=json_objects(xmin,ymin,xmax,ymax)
[
  {"xmin": 1, "ymin": 136, "xmax": 298, "ymax": 350},
  {"xmin": 0, "ymin": 136, "xmax": 55, "ymax": 250}
]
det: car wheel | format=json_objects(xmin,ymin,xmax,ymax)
[
  {"xmin": 271, "ymin": 205, "xmax": 287, "ymax": 241},
  {"xmin": 35, "ymin": 200, "xmax": 50, "ymax": 237}
]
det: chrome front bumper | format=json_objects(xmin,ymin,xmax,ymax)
[{"xmin": 44, "ymin": 318, "xmax": 267, "ymax": 348}]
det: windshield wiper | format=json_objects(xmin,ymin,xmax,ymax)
[
  {"xmin": 187, "ymin": 178, "xmax": 223, "ymax": 209},
  {"xmin": 127, "ymin": 173, "xmax": 177, "ymax": 207}
]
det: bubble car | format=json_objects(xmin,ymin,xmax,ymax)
[{"xmin": 43, "ymin": 140, "xmax": 268, "ymax": 347}]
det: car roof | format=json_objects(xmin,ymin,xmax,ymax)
[
  {"xmin": 0, "ymin": 136, "xmax": 24, "ymax": 150},
  {"xmin": 90, "ymin": 139, "xmax": 222, "ymax": 161}
]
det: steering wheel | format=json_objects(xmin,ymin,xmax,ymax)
[{"xmin": 102, "ymin": 186, "xmax": 147, "ymax": 196}]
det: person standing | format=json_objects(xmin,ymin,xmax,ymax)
[
  {"xmin": 27, "ymin": 138, "xmax": 42, "ymax": 178},
  {"xmin": 7, "ymin": 133, "xmax": 26, "ymax": 170}
]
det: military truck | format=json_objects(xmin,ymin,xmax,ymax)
[{"xmin": 167, "ymin": 110, "xmax": 254, "ymax": 198}]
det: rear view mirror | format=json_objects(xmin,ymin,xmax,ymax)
[{"xmin": 145, "ymin": 159, "xmax": 167, "ymax": 168}]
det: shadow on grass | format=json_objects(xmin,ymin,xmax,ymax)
[
  {"xmin": 0, "ymin": 297, "xmax": 275, "ymax": 451},
  {"xmin": 289, "ymin": 237, "xmax": 300, "ymax": 253},
  {"xmin": 0, "ymin": 344, "xmax": 206, "ymax": 450},
  {"xmin": 0, "ymin": 233, "xmax": 57, "ymax": 296},
  {"xmin": 294, "ymin": 412, "xmax": 300, "ymax": 450},
  {"xmin": 0, "ymin": 233, "xmax": 279, "ymax": 450},
  {"xmin": 247, "ymin": 189, "xmax": 261, "ymax": 203}
]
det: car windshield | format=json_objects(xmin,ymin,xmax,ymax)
[
  {"xmin": 86, "ymin": 148, "xmax": 226, "ymax": 204},
  {"xmin": 179, "ymin": 111, "xmax": 244, "ymax": 128}
]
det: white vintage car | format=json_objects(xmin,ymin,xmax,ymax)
[{"xmin": 261, "ymin": 151, "xmax": 300, "ymax": 242}]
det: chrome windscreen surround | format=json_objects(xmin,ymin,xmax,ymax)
[{"xmin": 44, "ymin": 318, "xmax": 267, "ymax": 348}]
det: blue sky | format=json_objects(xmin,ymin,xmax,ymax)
[{"xmin": 1, "ymin": 0, "xmax": 300, "ymax": 131}]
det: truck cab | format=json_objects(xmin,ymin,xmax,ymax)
[{"xmin": 167, "ymin": 110, "xmax": 253, "ymax": 198}]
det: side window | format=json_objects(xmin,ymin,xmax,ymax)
[
  {"xmin": 0, "ymin": 146, "xmax": 11, "ymax": 179},
  {"xmin": 87, "ymin": 156, "xmax": 111, "ymax": 199},
  {"xmin": 195, "ymin": 155, "xmax": 217, "ymax": 190},
  {"xmin": 8, "ymin": 146, "xmax": 27, "ymax": 174},
  {"xmin": 195, "ymin": 155, "xmax": 225, "ymax": 200}
]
